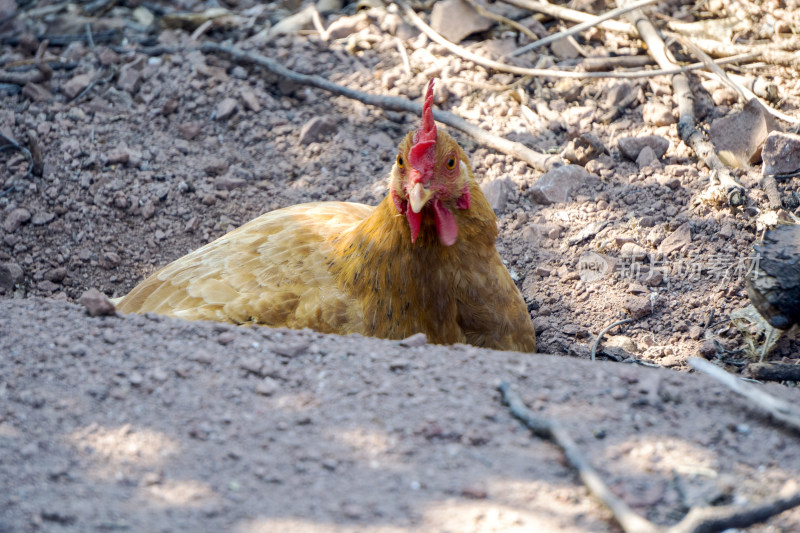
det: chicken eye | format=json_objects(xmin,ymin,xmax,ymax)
[
  {"xmin": 446, "ymin": 156, "xmax": 457, "ymax": 170},
  {"xmin": 396, "ymin": 155, "xmax": 404, "ymax": 168}
]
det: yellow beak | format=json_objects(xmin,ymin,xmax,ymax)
[{"xmin": 408, "ymin": 182, "xmax": 434, "ymax": 213}]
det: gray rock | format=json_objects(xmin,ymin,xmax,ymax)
[
  {"xmin": 430, "ymin": 0, "xmax": 493, "ymax": 44},
  {"xmin": 117, "ymin": 58, "xmax": 144, "ymax": 94},
  {"xmin": 45, "ymin": 267, "xmax": 67, "ymax": 282},
  {"xmin": 719, "ymin": 222, "xmax": 733, "ymax": 239},
  {"xmin": 31, "ymin": 211, "xmax": 55, "ymax": 226},
  {"xmin": 642, "ymin": 102, "xmax": 675, "ymax": 126},
  {"xmin": 203, "ymin": 157, "xmax": 228, "ymax": 176},
  {"xmin": 563, "ymin": 133, "xmax": 607, "ymax": 166},
  {"xmin": 0, "ymin": 262, "xmax": 23, "ymax": 290},
  {"xmin": 215, "ymin": 175, "xmax": 246, "ymax": 190},
  {"xmin": 624, "ymin": 295, "xmax": 652, "ymax": 320},
  {"xmin": 325, "ymin": 13, "xmax": 368, "ymax": 40},
  {"xmin": 2, "ymin": 208, "xmax": 31, "ymax": 233},
  {"xmin": 215, "ymin": 97, "xmax": 238, "ymax": 120},
  {"xmin": 481, "ymin": 178, "xmax": 513, "ymax": 213},
  {"xmin": 106, "ymin": 145, "xmax": 131, "ymax": 165},
  {"xmin": 256, "ymin": 377, "xmax": 280, "ymax": 396},
  {"xmin": 659, "ymin": 222, "xmax": 691, "ymax": 255},
  {"xmin": 655, "ymin": 174, "xmax": 680, "ymax": 189},
  {"xmin": 762, "ymin": 131, "xmax": 800, "ymax": 176},
  {"xmin": 399, "ymin": 332, "xmax": 427, "ymax": 348},
  {"xmin": 62, "ymin": 73, "xmax": 92, "ymax": 100},
  {"xmin": 366, "ymin": 131, "xmax": 395, "ymax": 152},
  {"xmin": 550, "ymin": 37, "xmax": 581, "ymax": 60},
  {"xmin": 240, "ymin": 89, "xmax": 262, "ymax": 112},
  {"xmin": 605, "ymin": 82, "xmax": 634, "ymax": 107},
  {"xmin": 620, "ymin": 242, "xmax": 647, "ymax": 261},
  {"xmin": 618, "ymin": 135, "xmax": 669, "ymax": 161},
  {"xmin": 636, "ymin": 145, "xmax": 659, "ymax": 168},
  {"xmin": 79, "ymin": 288, "xmax": 116, "ymax": 317},
  {"xmin": 298, "ymin": 116, "xmax": 337, "ymax": 145},
  {"xmin": 529, "ymin": 165, "xmax": 590, "ymax": 205},
  {"xmin": 178, "ymin": 121, "xmax": 203, "ymax": 140},
  {"xmin": 710, "ymin": 98, "xmax": 775, "ymax": 166},
  {"xmin": 116, "ymin": 67, "xmax": 141, "ymax": 94}
]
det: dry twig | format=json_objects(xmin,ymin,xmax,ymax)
[
  {"xmin": 671, "ymin": 33, "xmax": 798, "ymax": 125},
  {"xmin": 591, "ymin": 318, "xmax": 633, "ymax": 361},
  {"xmin": 509, "ymin": 0, "xmax": 658, "ymax": 57},
  {"xmin": 749, "ymin": 362, "xmax": 800, "ymax": 383},
  {"xmin": 200, "ymin": 42, "xmax": 562, "ymax": 171},
  {"xmin": 399, "ymin": 2, "xmax": 755, "ymax": 80},
  {"xmin": 621, "ymin": 2, "xmax": 745, "ymax": 207},
  {"xmin": 0, "ymin": 40, "xmax": 52, "ymax": 86},
  {"xmin": 26, "ymin": 129, "xmax": 44, "ymax": 177},
  {"xmin": 499, "ymin": 0, "xmax": 634, "ymax": 34},
  {"xmin": 688, "ymin": 357, "xmax": 800, "ymax": 432},
  {"xmin": 500, "ymin": 380, "xmax": 800, "ymax": 533},
  {"xmin": 499, "ymin": 381, "xmax": 656, "ymax": 533},
  {"xmin": 580, "ymin": 54, "xmax": 653, "ymax": 72}
]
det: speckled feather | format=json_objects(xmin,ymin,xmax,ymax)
[{"xmin": 116, "ymin": 130, "xmax": 536, "ymax": 352}]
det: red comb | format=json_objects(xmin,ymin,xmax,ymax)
[{"xmin": 408, "ymin": 79, "xmax": 437, "ymax": 184}]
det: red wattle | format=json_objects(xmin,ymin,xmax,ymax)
[
  {"xmin": 406, "ymin": 208, "xmax": 422, "ymax": 243},
  {"xmin": 432, "ymin": 198, "xmax": 458, "ymax": 246}
]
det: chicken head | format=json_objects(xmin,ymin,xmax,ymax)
[{"xmin": 390, "ymin": 79, "xmax": 471, "ymax": 246}]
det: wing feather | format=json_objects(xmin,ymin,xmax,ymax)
[{"xmin": 116, "ymin": 202, "xmax": 373, "ymax": 332}]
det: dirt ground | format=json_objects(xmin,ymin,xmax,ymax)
[{"xmin": 2, "ymin": 0, "xmax": 800, "ymax": 531}]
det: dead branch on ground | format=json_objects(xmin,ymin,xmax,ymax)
[
  {"xmin": 621, "ymin": 2, "xmax": 745, "ymax": 207},
  {"xmin": 671, "ymin": 33, "xmax": 798, "ymax": 125},
  {"xmin": 499, "ymin": 0, "xmax": 635, "ymax": 35},
  {"xmin": 199, "ymin": 42, "xmax": 563, "ymax": 171},
  {"xmin": 0, "ymin": 40, "xmax": 52, "ymax": 86},
  {"xmin": 0, "ymin": 131, "xmax": 34, "ymax": 182},
  {"xmin": 688, "ymin": 357, "xmax": 800, "ymax": 432},
  {"xmin": 500, "ymin": 381, "xmax": 800, "ymax": 533},
  {"xmin": 398, "ymin": 1, "xmax": 756, "ymax": 81},
  {"xmin": 674, "ymin": 37, "xmax": 800, "ymax": 69},
  {"xmin": 591, "ymin": 318, "xmax": 632, "ymax": 361},
  {"xmin": 499, "ymin": 381, "xmax": 657, "ymax": 533},
  {"xmin": 749, "ymin": 362, "xmax": 800, "ymax": 383},
  {"xmin": 580, "ymin": 55, "xmax": 653, "ymax": 72},
  {"xmin": 509, "ymin": 0, "xmax": 658, "ymax": 57}
]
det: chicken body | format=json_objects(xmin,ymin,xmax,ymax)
[{"xmin": 116, "ymin": 81, "xmax": 536, "ymax": 352}]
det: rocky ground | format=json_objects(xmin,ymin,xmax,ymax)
[{"xmin": 2, "ymin": 0, "xmax": 800, "ymax": 531}]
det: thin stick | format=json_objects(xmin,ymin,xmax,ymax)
[
  {"xmin": 622, "ymin": 2, "xmax": 745, "ymax": 206},
  {"xmin": 501, "ymin": 379, "xmax": 800, "ymax": 532},
  {"xmin": 509, "ymin": 0, "xmax": 659, "ymax": 56},
  {"xmin": 581, "ymin": 54, "xmax": 653, "ymax": 71},
  {"xmin": 0, "ymin": 132, "xmax": 34, "ymax": 180},
  {"xmin": 672, "ymin": 33, "xmax": 799, "ymax": 125},
  {"xmin": 190, "ymin": 19, "xmax": 215, "ymax": 41},
  {"xmin": 688, "ymin": 357, "xmax": 800, "ymax": 432},
  {"xmin": 199, "ymin": 42, "xmax": 562, "ymax": 171},
  {"xmin": 400, "ymin": 2, "xmax": 757, "ymax": 80},
  {"xmin": 749, "ymin": 362, "xmax": 800, "ymax": 382},
  {"xmin": 670, "ymin": 488, "xmax": 800, "ymax": 533},
  {"xmin": 499, "ymin": 0, "xmax": 635, "ymax": 35},
  {"xmin": 394, "ymin": 37, "xmax": 412, "ymax": 76},
  {"xmin": 498, "ymin": 382, "xmax": 658, "ymax": 533},
  {"xmin": 591, "ymin": 318, "xmax": 633, "ymax": 361}
]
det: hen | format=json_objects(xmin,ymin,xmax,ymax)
[{"xmin": 116, "ymin": 80, "xmax": 536, "ymax": 352}]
